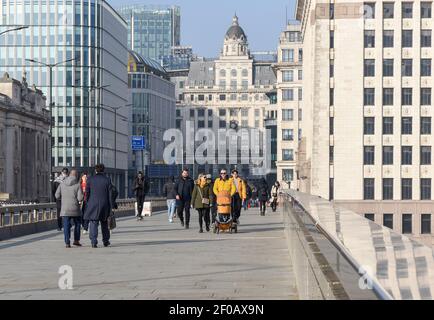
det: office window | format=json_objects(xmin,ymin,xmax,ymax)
[
  {"xmin": 402, "ymin": 146, "xmax": 413, "ymax": 165},
  {"xmin": 198, "ymin": 120, "xmax": 205, "ymax": 128},
  {"xmin": 282, "ymin": 89, "xmax": 294, "ymax": 101},
  {"xmin": 330, "ymin": 117, "xmax": 334, "ymax": 135},
  {"xmin": 402, "ymin": 117, "xmax": 412, "ymax": 134},
  {"xmin": 364, "ymin": 117, "xmax": 375, "ymax": 134},
  {"xmin": 330, "ymin": 88, "xmax": 334, "ymax": 106},
  {"xmin": 364, "ymin": 2, "xmax": 376, "ymax": 19},
  {"xmin": 219, "ymin": 120, "xmax": 226, "ymax": 128},
  {"xmin": 329, "ymin": 146, "xmax": 334, "ymax": 164},
  {"xmin": 364, "ymin": 178, "xmax": 375, "ymax": 200},
  {"xmin": 198, "ymin": 95, "xmax": 205, "ymax": 101},
  {"xmin": 421, "ymin": 59, "xmax": 432, "ymax": 76},
  {"xmin": 402, "ymin": 214, "xmax": 413, "ymax": 234},
  {"xmin": 282, "ymin": 149, "xmax": 294, "ymax": 161},
  {"xmin": 198, "ymin": 109, "xmax": 205, "ymax": 117},
  {"xmin": 422, "ymin": 30, "xmax": 432, "ymax": 47},
  {"xmin": 402, "ymin": 179, "xmax": 413, "ymax": 200},
  {"xmin": 282, "ymin": 70, "xmax": 294, "ymax": 82},
  {"xmin": 421, "ymin": 214, "xmax": 431, "ymax": 234},
  {"xmin": 298, "ymin": 69, "xmax": 303, "ymax": 80},
  {"xmin": 383, "ymin": 88, "xmax": 394, "ymax": 105},
  {"xmin": 282, "ymin": 109, "xmax": 294, "ymax": 121},
  {"xmin": 422, "ymin": 2, "xmax": 432, "ymax": 18},
  {"xmin": 364, "ymin": 146, "xmax": 375, "ymax": 165},
  {"xmin": 282, "ymin": 129, "xmax": 294, "ymax": 141},
  {"xmin": 282, "ymin": 49, "xmax": 294, "ymax": 62},
  {"xmin": 330, "ymin": 31, "xmax": 334, "ymax": 48},
  {"xmin": 219, "ymin": 109, "xmax": 226, "ymax": 117},
  {"xmin": 330, "ymin": 60, "xmax": 334, "ymax": 77},
  {"xmin": 383, "ymin": 117, "xmax": 394, "ymax": 135},
  {"xmin": 421, "ymin": 179, "xmax": 432, "ymax": 200},
  {"xmin": 208, "ymin": 109, "xmax": 213, "ymax": 117},
  {"xmin": 421, "ymin": 146, "xmax": 432, "ymax": 165},
  {"xmin": 383, "ymin": 2, "xmax": 394, "ymax": 18},
  {"xmin": 241, "ymin": 80, "xmax": 249, "ymax": 90},
  {"xmin": 364, "ymin": 30, "xmax": 375, "ymax": 48},
  {"xmin": 421, "ymin": 117, "xmax": 431, "ymax": 135},
  {"xmin": 402, "ymin": 2, "xmax": 413, "ymax": 18},
  {"xmin": 219, "ymin": 94, "xmax": 226, "ymax": 101},
  {"xmin": 283, "ymin": 169, "xmax": 294, "ymax": 182},
  {"xmin": 383, "ymin": 59, "xmax": 394, "ymax": 76},
  {"xmin": 383, "ymin": 178, "xmax": 394, "ymax": 200},
  {"xmin": 402, "ymin": 88, "xmax": 413, "ymax": 105},
  {"xmin": 364, "ymin": 59, "xmax": 375, "ymax": 76},
  {"xmin": 365, "ymin": 213, "xmax": 375, "ymax": 222},
  {"xmin": 298, "ymin": 88, "xmax": 303, "ymax": 101},
  {"xmin": 190, "ymin": 109, "xmax": 195, "ymax": 118},
  {"xmin": 383, "ymin": 146, "xmax": 394, "ymax": 165},
  {"xmin": 363, "ymin": 88, "xmax": 375, "ymax": 106},
  {"xmin": 421, "ymin": 88, "xmax": 432, "ymax": 105},
  {"xmin": 383, "ymin": 30, "xmax": 394, "ymax": 47},
  {"xmin": 329, "ymin": 178, "xmax": 334, "ymax": 200},
  {"xmin": 402, "ymin": 59, "xmax": 413, "ymax": 76},
  {"xmin": 383, "ymin": 214, "xmax": 394, "ymax": 229},
  {"xmin": 402, "ymin": 30, "xmax": 413, "ymax": 47}
]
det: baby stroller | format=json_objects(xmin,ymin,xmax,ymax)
[{"xmin": 214, "ymin": 190, "xmax": 238, "ymax": 234}]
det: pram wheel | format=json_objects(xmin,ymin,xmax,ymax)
[{"xmin": 233, "ymin": 225, "xmax": 238, "ymax": 233}]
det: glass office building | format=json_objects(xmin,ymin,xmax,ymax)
[
  {"xmin": 118, "ymin": 4, "xmax": 181, "ymax": 61},
  {"xmin": 0, "ymin": 0, "xmax": 130, "ymax": 197}
]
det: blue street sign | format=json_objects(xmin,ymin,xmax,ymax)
[{"xmin": 131, "ymin": 136, "xmax": 145, "ymax": 150}]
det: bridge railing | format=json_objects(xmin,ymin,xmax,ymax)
[{"xmin": 282, "ymin": 190, "xmax": 434, "ymax": 300}]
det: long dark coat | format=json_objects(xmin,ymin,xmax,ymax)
[
  {"xmin": 84, "ymin": 173, "xmax": 113, "ymax": 221},
  {"xmin": 257, "ymin": 180, "xmax": 270, "ymax": 202}
]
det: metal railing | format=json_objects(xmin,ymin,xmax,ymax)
[
  {"xmin": 0, "ymin": 198, "xmax": 166, "ymax": 228},
  {"xmin": 282, "ymin": 190, "xmax": 434, "ymax": 300}
]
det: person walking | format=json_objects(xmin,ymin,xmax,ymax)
[
  {"xmin": 244, "ymin": 182, "xmax": 252, "ymax": 211},
  {"xmin": 133, "ymin": 172, "xmax": 149, "ymax": 221},
  {"xmin": 162, "ymin": 176, "xmax": 177, "ymax": 223},
  {"xmin": 213, "ymin": 169, "xmax": 236, "ymax": 223},
  {"xmin": 191, "ymin": 174, "xmax": 214, "ymax": 233},
  {"xmin": 206, "ymin": 174, "xmax": 217, "ymax": 224},
  {"xmin": 52, "ymin": 168, "xmax": 69, "ymax": 231},
  {"xmin": 270, "ymin": 181, "xmax": 281, "ymax": 212},
  {"xmin": 174, "ymin": 168, "xmax": 195, "ymax": 229},
  {"xmin": 80, "ymin": 172, "xmax": 89, "ymax": 234},
  {"xmin": 84, "ymin": 164, "xmax": 113, "ymax": 248},
  {"xmin": 55, "ymin": 170, "xmax": 84, "ymax": 248},
  {"xmin": 229, "ymin": 169, "xmax": 246, "ymax": 224},
  {"xmin": 257, "ymin": 178, "xmax": 270, "ymax": 216}
]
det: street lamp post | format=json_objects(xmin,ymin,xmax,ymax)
[{"xmin": 26, "ymin": 57, "xmax": 77, "ymax": 202}]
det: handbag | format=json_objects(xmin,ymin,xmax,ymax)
[
  {"xmin": 108, "ymin": 213, "xmax": 117, "ymax": 230},
  {"xmin": 198, "ymin": 187, "xmax": 210, "ymax": 205}
]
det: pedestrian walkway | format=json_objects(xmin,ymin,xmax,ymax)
[{"xmin": 0, "ymin": 207, "xmax": 298, "ymax": 300}]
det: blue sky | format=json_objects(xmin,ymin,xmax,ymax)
[{"xmin": 109, "ymin": 0, "xmax": 297, "ymax": 57}]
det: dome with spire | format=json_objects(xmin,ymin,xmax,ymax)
[{"xmin": 225, "ymin": 14, "xmax": 247, "ymax": 41}]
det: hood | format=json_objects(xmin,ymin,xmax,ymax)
[{"xmin": 64, "ymin": 176, "xmax": 78, "ymax": 186}]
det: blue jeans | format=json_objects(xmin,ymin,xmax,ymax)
[
  {"xmin": 63, "ymin": 216, "xmax": 81, "ymax": 245},
  {"xmin": 89, "ymin": 220, "xmax": 110, "ymax": 246},
  {"xmin": 167, "ymin": 199, "xmax": 176, "ymax": 220}
]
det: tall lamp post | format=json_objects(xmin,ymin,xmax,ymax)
[{"xmin": 26, "ymin": 57, "xmax": 77, "ymax": 202}]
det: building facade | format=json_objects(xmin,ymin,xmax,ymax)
[
  {"xmin": 0, "ymin": 0, "xmax": 130, "ymax": 197},
  {"xmin": 274, "ymin": 23, "xmax": 303, "ymax": 190},
  {"xmin": 180, "ymin": 15, "xmax": 277, "ymax": 181},
  {"xmin": 118, "ymin": 4, "xmax": 181, "ymax": 61},
  {"xmin": 127, "ymin": 51, "xmax": 176, "ymax": 196},
  {"xmin": 297, "ymin": 0, "xmax": 434, "ymax": 245},
  {"xmin": 0, "ymin": 73, "xmax": 50, "ymax": 201}
]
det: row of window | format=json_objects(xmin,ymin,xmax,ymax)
[
  {"xmin": 363, "ymin": 87, "xmax": 432, "ymax": 106},
  {"xmin": 363, "ymin": 116, "xmax": 432, "ymax": 135},
  {"xmin": 281, "ymin": 49, "xmax": 303, "ymax": 63},
  {"xmin": 364, "ymin": 29, "xmax": 432, "ymax": 48},
  {"xmin": 188, "ymin": 93, "xmax": 268, "ymax": 102},
  {"xmin": 364, "ymin": 212, "xmax": 432, "ymax": 235},
  {"xmin": 364, "ymin": 2, "xmax": 433, "ymax": 20},
  {"xmin": 282, "ymin": 88, "xmax": 303, "ymax": 101},
  {"xmin": 282, "ymin": 69, "xmax": 303, "ymax": 82},
  {"xmin": 363, "ymin": 145, "xmax": 432, "ymax": 165},
  {"xmin": 364, "ymin": 59, "xmax": 432, "ymax": 77},
  {"xmin": 364, "ymin": 178, "xmax": 432, "ymax": 200},
  {"xmin": 175, "ymin": 119, "xmax": 256, "ymax": 130}
]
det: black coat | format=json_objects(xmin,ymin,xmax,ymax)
[
  {"xmin": 84, "ymin": 173, "xmax": 113, "ymax": 221},
  {"xmin": 174, "ymin": 176, "xmax": 194, "ymax": 202},
  {"xmin": 162, "ymin": 181, "xmax": 177, "ymax": 199},
  {"xmin": 134, "ymin": 177, "xmax": 149, "ymax": 198},
  {"xmin": 257, "ymin": 181, "xmax": 270, "ymax": 202}
]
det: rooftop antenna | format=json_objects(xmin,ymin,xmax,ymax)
[{"xmin": 285, "ymin": 6, "xmax": 288, "ymax": 26}]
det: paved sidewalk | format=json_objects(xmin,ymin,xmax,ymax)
[{"xmin": 0, "ymin": 207, "xmax": 298, "ymax": 300}]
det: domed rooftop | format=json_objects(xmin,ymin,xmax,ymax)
[{"xmin": 225, "ymin": 14, "xmax": 247, "ymax": 40}]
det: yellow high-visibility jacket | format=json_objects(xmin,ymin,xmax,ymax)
[
  {"xmin": 213, "ymin": 178, "xmax": 236, "ymax": 197},
  {"xmin": 230, "ymin": 177, "xmax": 247, "ymax": 200}
]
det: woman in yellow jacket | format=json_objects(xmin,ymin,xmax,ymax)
[
  {"xmin": 229, "ymin": 169, "xmax": 246, "ymax": 224},
  {"xmin": 213, "ymin": 169, "xmax": 236, "ymax": 217}
]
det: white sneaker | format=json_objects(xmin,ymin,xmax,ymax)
[
  {"xmin": 82, "ymin": 230, "xmax": 88, "ymax": 235},
  {"xmin": 169, "ymin": 219, "xmax": 173, "ymax": 223}
]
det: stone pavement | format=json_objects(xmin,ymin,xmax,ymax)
[{"xmin": 0, "ymin": 207, "xmax": 298, "ymax": 300}]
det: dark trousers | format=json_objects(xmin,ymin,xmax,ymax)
[
  {"xmin": 197, "ymin": 208, "xmax": 210, "ymax": 229},
  {"xmin": 89, "ymin": 220, "xmax": 110, "ymax": 246},
  {"xmin": 211, "ymin": 206, "xmax": 217, "ymax": 224},
  {"xmin": 231, "ymin": 193, "xmax": 242, "ymax": 222},
  {"xmin": 177, "ymin": 200, "xmax": 191, "ymax": 226},
  {"xmin": 56, "ymin": 200, "xmax": 62, "ymax": 229},
  {"xmin": 63, "ymin": 216, "xmax": 81, "ymax": 245},
  {"xmin": 136, "ymin": 195, "xmax": 145, "ymax": 217},
  {"xmin": 259, "ymin": 201, "xmax": 267, "ymax": 214},
  {"xmin": 81, "ymin": 203, "xmax": 89, "ymax": 231}
]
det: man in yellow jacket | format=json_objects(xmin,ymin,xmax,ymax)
[
  {"xmin": 213, "ymin": 169, "xmax": 236, "ymax": 197},
  {"xmin": 229, "ymin": 169, "xmax": 246, "ymax": 224}
]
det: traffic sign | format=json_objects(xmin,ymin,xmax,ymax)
[{"xmin": 132, "ymin": 136, "xmax": 145, "ymax": 150}]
